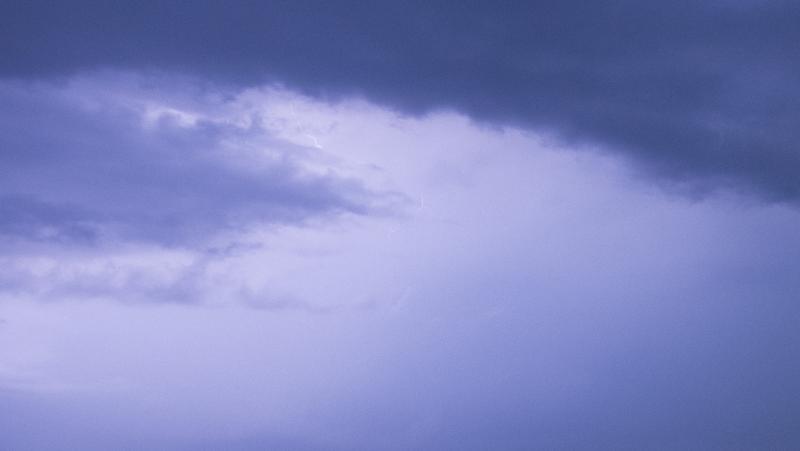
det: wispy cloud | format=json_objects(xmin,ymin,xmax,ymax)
[{"xmin": 0, "ymin": 75, "xmax": 390, "ymax": 248}]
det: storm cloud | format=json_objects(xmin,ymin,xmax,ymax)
[
  {"xmin": 3, "ymin": 2, "xmax": 800, "ymax": 450},
  {"xmin": 3, "ymin": 1, "xmax": 800, "ymax": 200}
]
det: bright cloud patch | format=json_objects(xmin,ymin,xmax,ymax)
[{"xmin": 2, "ymin": 72, "xmax": 800, "ymax": 449}]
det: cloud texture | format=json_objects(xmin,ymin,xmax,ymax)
[
  {"xmin": 3, "ymin": 1, "xmax": 800, "ymax": 200},
  {"xmin": 3, "ymin": 2, "xmax": 800, "ymax": 450},
  {"xmin": 0, "ymin": 76, "xmax": 380, "ymax": 246}
]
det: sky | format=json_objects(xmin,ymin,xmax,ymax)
[{"xmin": 1, "ymin": 2, "xmax": 800, "ymax": 450}]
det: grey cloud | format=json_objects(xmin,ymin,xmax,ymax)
[
  {"xmin": 0, "ymin": 196, "xmax": 97, "ymax": 243},
  {"xmin": 0, "ymin": 390, "xmax": 327, "ymax": 451},
  {"xmin": 0, "ymin": 79, "xmax": 381, "ymax": 247},
  {"xmin": 2, "ymin": 1, "xmax": 800, "ymax": 201}
]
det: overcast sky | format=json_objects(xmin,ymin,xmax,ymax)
[{"xmin": 2, "ymin": 2, "xmax": 800, "ymax": 450}]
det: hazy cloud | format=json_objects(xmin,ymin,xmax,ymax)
[{"xmin": 2, "ymin": 6, "xmax": 800, "ymax": 448}]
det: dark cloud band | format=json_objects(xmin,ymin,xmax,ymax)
[{"xmin": 3, "ymin": 1, "xmax": 800, "ymax": 201}]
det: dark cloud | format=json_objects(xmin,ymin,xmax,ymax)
[
  {"xmin": 0, "ymin": 79, "xmax": 381, "ymax": 246},
  {"xmin": 3, "ymin": 1, "xmax": 800, "ymax": 201}
]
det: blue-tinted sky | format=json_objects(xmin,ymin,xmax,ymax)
[{"xmin": 1, "ymin": 2, "xmax": 800, "ymax": 450}]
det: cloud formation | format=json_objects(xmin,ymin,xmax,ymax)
[
  {"xmin": 3, "ymin": 1, "xmax": 800, "ymax": 201},
  {"xmin": 3, "ymin": 5, "xmax": 800, "ymax": 449},
  {"xmin": 2, "ymin": 83, "xmax": 800, "ymax": 449},
  {"xmin": 0, "ymin": 77, "xmax": 380, "ymax": 247}
]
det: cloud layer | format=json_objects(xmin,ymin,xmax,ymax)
[
  {"xmin": 3, "ymin": 1, "xmax": 800, "ymax": 200},
  {"xmin": 3, "ymin": 100, "xmax": 800, "ymax": 447},
  {"xmin": 0, "ymin": 76, "xmax": 380, "ymax": 247},
  {"xmin": 3, "ymin": 4, "xmax": 800, "ymax": 449}
]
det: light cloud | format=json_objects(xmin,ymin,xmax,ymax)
[{"xmin": 2, "ymin": 74, "xmax": 800, "ymax": 448}]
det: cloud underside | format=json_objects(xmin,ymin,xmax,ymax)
[
  {"xmin": 0, "ymin": 81, "xmax": 377, "ymax": 246},
  {"xmin": 3, "ymin": 1, "xmax": 799, "ymax": 201}
]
